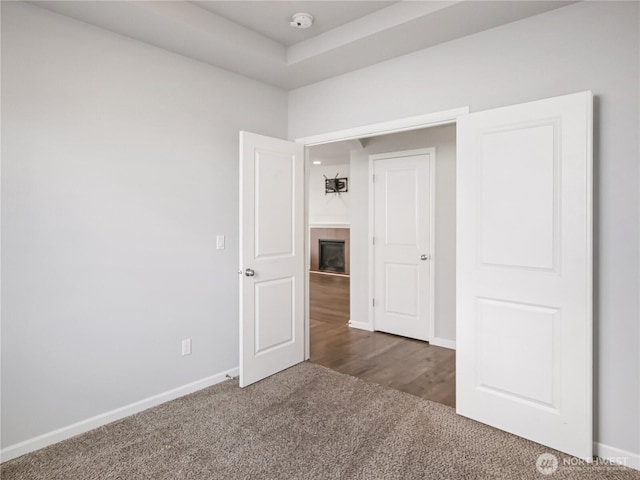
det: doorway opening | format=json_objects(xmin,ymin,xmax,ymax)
[
  {"xmin": 306, "ymin": 123, "xmax": 457, "ymax": 407},
  {"xmin": 241, "ymin": 93, "xmax": 593, "ymax": 459},
  {"xmin": 307, "ymin": 155, "xmax": 351, "ymax": 327}
]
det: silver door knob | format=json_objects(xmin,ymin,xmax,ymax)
[
  {"xmin": 244, "ymin": 268, "xmax": 255, "ymax": 277},
  {"xmin": 420, "ymin": 254, "xmax": 430, "ymax": 261}
]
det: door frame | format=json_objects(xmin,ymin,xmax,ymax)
[
  {"xmin": 369, "ymin": 148, "xmax": 436, "ymax": 341},
  {"xmin": 296, "ymin": 106, "xmax": 469, "ymax": 359}
]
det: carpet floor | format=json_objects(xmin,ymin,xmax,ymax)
[{"xmin": 2, "ymin": 362, "xmax": 638, "ymax": 480}]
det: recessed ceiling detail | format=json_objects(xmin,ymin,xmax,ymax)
[
  {"xmin": 194, "ymin": 1, "xmax": 395, "ymax": 46},
  {"xmin": 29, "ymin": 1, "xmax": 576, "ymax": 89}
]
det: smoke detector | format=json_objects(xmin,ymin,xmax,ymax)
[{"xmin": 290, "ymin": 13, "xmax": 313, "ymax": 29}]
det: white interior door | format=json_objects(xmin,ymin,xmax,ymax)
[
  {"xmin": 456, "ymin": 91, "xmax": 593, "ymax": 459},
  {"xmin": 239, "ymin": 131, "xmax": 304, "ymax": 388},
  {"xmin": 373, "ymin": 149, "xmax": 434, "ymax": 341}
]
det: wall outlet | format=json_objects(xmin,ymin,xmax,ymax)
[
  {"xmin": 216, "ymin": 235, "xmax": 225, "ymax": 250},
  {"xmin": 181, "ymin": 338, "xmax": 191, "ymax": 356}
]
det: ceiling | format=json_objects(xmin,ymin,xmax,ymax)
[
  {"xmin": 309, "ymin": 140, "xmax": 354, "ymax": 166},
  {"xmin": 193, "ymin": 1, "xmax": 396, "ymax": 46},
  {"xmin": 30, "ymin": 1, "xmax": 575, "ymax": 90}
]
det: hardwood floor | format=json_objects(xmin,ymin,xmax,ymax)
[
  {"xmin": 309, "ymin": 271, "xmax": 456, "ymax": 407},
  {"xmin": 309, "ymin": 272, "xmax": 350, "ymax": 324}
]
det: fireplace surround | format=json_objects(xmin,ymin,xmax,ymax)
[{"xmin": 310, "ymin": 227, "xmax": 350, "ymax": 275}]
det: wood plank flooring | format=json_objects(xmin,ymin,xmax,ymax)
[
  {"xmin": 309, "ymin": 272, "xmax": 350, "ymax": 324},
  {"xmin": 309, "ymin": 272, "xmax": 456, "ymax": 407}
]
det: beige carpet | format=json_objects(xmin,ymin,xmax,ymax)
[{"xmin": 2, "ymin": 362, "xmax": 638, "ymax": 480}]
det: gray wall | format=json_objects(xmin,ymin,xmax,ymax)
[
  {"xmin": 349, "ymin": 126, "xmax": 456, "ymax": 343},
  {"xmin": 307, "ymin": 163, "xmax": 350, "ymax": 226},
  {"xmin": 289, "ymin": 1, "xmax": 640, "ymax": 456},
  {"xmin": 1, "ymin": 2, "xmax": 287, "ymax": 448}
]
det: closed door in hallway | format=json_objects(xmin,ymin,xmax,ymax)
[{"xmin": 373, "ymin": 149, "xmax": 434, "ymax": 341}]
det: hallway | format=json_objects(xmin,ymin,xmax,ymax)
[{"xmin": 309, "ymin": 272, "xmax": 456, "ymax": 407}]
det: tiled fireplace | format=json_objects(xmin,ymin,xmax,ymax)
[{"xmin": 310, "ymin": 228, "xmax": 350, "ymax": 275}]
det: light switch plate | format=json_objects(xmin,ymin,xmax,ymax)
[
  {"xmin": 216, "ymin": 235, "xmax": 225, "ymax": 250},
  {"xmin": 181, "ymin": 338, "xmax": 191, "ymax": 356}
]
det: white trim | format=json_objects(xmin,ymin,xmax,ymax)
[
  {"xmin": 304, "ymin": 149, "xmax": 311, "ymax": 360},
  {"xmin": 370, "ymin": 148, "xmax": 436, "ymax": 341},
  {"xmin": 367, "ymin": 154, "xmax": 375, "ymax": 331},
  {"xmin": 348, "ymin": 320, "xmax": 374, "ymax": 331},
  {"xmin": 308, "ymin": 224, "xmax": 350, "ymax": 229},
  {"xmin": 428, "ymin": 152, "xmax": 437, "ymax": 343},
  {"xmin": 0, "ymin": 367, "xmax": 239, "ymax": 463},
  {"xmin": 430, "ymin": 337, "xmax": 456, "ymax": 350},
  {"xmin": 585, "ymin": 91, "xmax": 594, "ymax": 456},
  {"xmin": 594, "ymin": 442, "xmax": 640, "ymax": 471},
  {"xmin": 369, "ymin": 148, "xmax": 435, "ymax": 161},
  {"xmin": 295, "ymin": 107, "xmax": 469, "ymax": 146}
]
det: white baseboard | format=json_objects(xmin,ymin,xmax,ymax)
[
  {"xmin": 348, "ymin": 320, "xmax": 373, "ymax": 331},
  {"xmin": 430, "ymin": 337, "xmax": 456, "ymax": 350},
  {"xmin": 0, "ymin": 366, "xmax": 239, "ymax": 463},
  {"xmin": 3, "ymin": 367, "xmax": 638, "ymax": 474},
  {"xmin": 594, "ymin": 442, "xmax": 640, "ymax": 471}
]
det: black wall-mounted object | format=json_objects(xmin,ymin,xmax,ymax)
[{"xmin": 324, "ymin": 175, "xmax": 348, "ymax": 194}]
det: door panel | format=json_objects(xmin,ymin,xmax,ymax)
[
  {"xmin": 240, "ymin": 132, "xmax": 304, "ymax": 388},
  {"xmin": 476, "ymin": 298, "xmax": 559, "ymax": 408},
  {"xmin": 255, "ymin": 150, "xmax": 294, "ymax": 258},
  {"xmin": 456, "ymin": 91, "xmax": 592, "ymax": 459},
  {"xmin": 385, "ymin": 168, "xmax": 419, "ymax": 246},
  {"xmin": 255, "ymin": 277, "xmax": 295, "ymax": 355},
  {"xmin": 373, "ymin": 151, "xmax": 433, "ymax": 341},
  {"xmin": 480, "ymin": 123, "xmax": 558, "ymax": 270},
  {"xmin": 385, "ymin": 263, "xmax": 418, "ymax": 316}
]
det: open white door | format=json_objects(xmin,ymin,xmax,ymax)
[
  {"xmin": 239, "ymin": 131, "xmax": 305, "ymax": 388},
  {"xmin": 456, "ymin": 91, "xmax": 593, "ymax": 459}
]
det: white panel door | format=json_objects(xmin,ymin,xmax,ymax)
[
  {"xmin": 373, "ymin": 150, "xmax": 434, "ymax": 341},
  {"xmin": 456, "ymin": 91, "xmax": 592, "ymax": 459},
  {"xmin": 239, "ymin": 132, "xmax": 304, "ymax": 388}
]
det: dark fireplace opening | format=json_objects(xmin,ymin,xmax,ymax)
[{"xmin": 319, "ymin": 240, "xmax": 346, "ymax": 273}]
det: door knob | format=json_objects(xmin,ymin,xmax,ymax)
[
  {"xmin": 420, "ymin": 254, "xmax": 430, "ymax": 261},
  {"xmin": 245, "ymin": 268, "xmax": 255, "ymax": 277}
]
